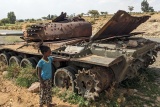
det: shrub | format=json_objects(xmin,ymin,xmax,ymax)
[
  {"xmin": 52, "ymin": 88, "xmax": 89, "ymax": 107},
  {"xmin": 5, "ymin": 64, "xmax": 21, "ymax": 79},
  {"xmin": 16, "ymin": 66, "xmax": 38, "ymax": 88},
  {"xmin": 5, "ymin": 64, "xmax": 38, "ymax": 87}
]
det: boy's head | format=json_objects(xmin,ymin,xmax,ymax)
[{"xmin": 39, "ymin": 45, "xmax": 51, "ymax": 56}]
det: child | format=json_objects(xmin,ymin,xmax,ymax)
[{"xmin": 37, "ymin": 45, "xmax": 56, "ymax": 107}]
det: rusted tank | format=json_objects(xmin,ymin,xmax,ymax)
[
  {"xmin": 51, "ymin": 10, "xmax": 159, "ymax": 100},
  {"xmin": 0, "ymin": 12, "xmax": 92, "ymax": 42},
  {"xmin": 0, "ymin": 10, "xmax": 159, "ymax": 100}
]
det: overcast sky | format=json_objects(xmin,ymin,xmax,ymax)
[{"xmin": 0, "ymin": 0, "xmax": 159, "ymax": 19}]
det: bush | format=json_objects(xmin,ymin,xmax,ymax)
[
  {"xmin": 5, "ymin": 64, "xmax": 38, "ymax": 87},
  {"xmin": 16, "ymin": 66, "xmax": 38, "ymax": 88},
  {"xmin": 5, "ymin": 64, "xmax": 21, "ymax": 79},
  {"xmin": 52, "ymin": 88, "xmax": 89, "ymax": 107}
]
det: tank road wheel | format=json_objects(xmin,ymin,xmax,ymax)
[
  {"xmin": 0, "ymin": 53, "xmax": 10, "ymax": 65},
  {"xmin": 54, "ymin": 66, "xmax": 77, "ymax": 92},
  {"xmin": 8, "ymin": 52, "xmax": 16, "ymax": 57},
  {"xmin": 9, "ymin": 56, "xmax": 22, "ymax": 66},
  {"xmin": 30, "ymin": 57, "xmax": 40, "ymax": 64},
  {"xmin": 75, "ymin": 67, "xmax": 114, "ymax": 100},
  {"xmin": 20, "ymin": 58, "xmax": 36, "ymax": 68},
  {"xmin": 0, "ymin": 53, "xmax": 10, "ymax": 70}
]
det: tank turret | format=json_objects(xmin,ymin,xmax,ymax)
[{"xmin": 0, "ymin": 12, "xmax": 92, "ymax": 42}]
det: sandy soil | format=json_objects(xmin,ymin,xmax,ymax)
[{"xmin": 0, "ymin": 74, "xmax": 77, "ymax": 107}]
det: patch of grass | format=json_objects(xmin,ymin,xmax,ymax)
[
  {"xmin": 52, "ymin": 88, "xmax": 89, "ymax": 107},
  {"xmin": 16, "ymin": 66, "xmax": 38, "ymax": 88},
  {"xmin": 5, "ymin": 64, "xmax": 21, "ymax": 79},
  {"xmin": 5, "ymin": 64, "xmax": 38, "ymax": 88},
  {"xmin": 4, "ymin": 36, "xmax": 22, "ymax": 43},
  {"xmin": 119, "ymin": 68, "xmax": 160, "ymax": 106}
]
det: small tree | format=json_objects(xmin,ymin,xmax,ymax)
[
  {"xmin": 101, "ymin": 12, "xmax": 104, "ymax": 15},
  {"xmin": 1, "ymin": 18, "xmax": 9, "ymax": 25},
  {"xmin": 7, "ymin": 12, "xmax": 16, "ymax": 24},
  {"xmin": 141, "ymin": 0, "xmax": 154, "ymax": 12},
  {"xmin": 88, "ymin": 10, "xmax": 99, "ymax": 20},
  {"xmin": 101, "ymin": 11, "xmax": 108, "ymax": 15},
  {"xmin": 148, "ymin": 7, "xmax": 154, "ymax": 12},
  {"xmin": 29, "ymin": 18, "xmax": 35, "ymax": 23},
  {"xmin": 17, "ymin": 19, "xmax": 24, "ymax": 22},
  {"xmin": 42, "ymin": 17, "xmax": 47, "ymax": 20},
  {"xmin": 47, "ymin": 14, "xmax": 51, "ymax": 20},
  {"xmin": 50, "ymin": 15, "xmax": 57, "ymax": 20},
  {"xmin": 128, "ymin": 6, "xmax": 134, "ymax": 12},
  {"xmin": 80, "ymin": 13, "xmax": 84, "ymax": 17}
]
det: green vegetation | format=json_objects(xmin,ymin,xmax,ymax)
[
  {"xmin": 4, "ymin": 36, "xmax": 22, "ymax": 43},
  {"xmin": 5, "ymin": 64, "xmax": 38, "ymax": 88},
  {"xmin": 128, "ymin": 6, "xmax": 134, "ymax": 12},
  {"xmin": 141, "ymin": 0, "xmax": 154, "ymax": 12},
  {"xmin": 16, "ymin": 66, "xmax": 38, "ymax": 87},
  {"xmin": 8, "ymin": 12, "xmax": 16, "ymax": 24},
  {"xmin": 88, "ymin": 10, "xmax": 100, "ymax": 21},
  {"xmin": 52, "ymin": 88, "xmax": 89, "ymax": 107},
  {"xmin": 120, "ymin": 68, "xmax": 160, "ymax": 106}
]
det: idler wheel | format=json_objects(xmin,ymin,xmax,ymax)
[
  {"xmin": 20, "ymin": 58, "xmax": 36, "ymax": 68},
  {"xmin": 54, "ymin": 66, "xmax": 77, "ymax": 92},
  {"xmin": 75, "ymin": 67, "xmax": 114, "ymax": 100},
  {"xmin": 30, "ymin": 57, "xmax": 40, "ymax": 64},
  {"xmin": 9, "ymin": 56, "xmax": 22, "ymax": 66}
]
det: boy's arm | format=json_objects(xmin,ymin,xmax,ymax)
[{"xmin": 53, "ymin": 58, "xmax": 68, "ymax": 62}]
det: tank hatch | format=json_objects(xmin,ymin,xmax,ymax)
[{"xmin": 90, "ymin": 10, "xmax": 150, "ymax": 41}]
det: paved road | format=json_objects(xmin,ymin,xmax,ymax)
[{"xmin": 0, "ymin": 30, "xmax": 160, "ymax": 44}]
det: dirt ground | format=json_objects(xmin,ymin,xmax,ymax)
[
  {"xmin": 0, "ymin": 74, "xmax": 77, "ymax": 107},
  {"xmin": 0, "ymin": 13, "xmax": 160, "ymax": 107}
]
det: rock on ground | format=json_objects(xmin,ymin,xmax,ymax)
[{"xmin": 28, "ymin": 82, "xmax": 40, "ymax": 93}]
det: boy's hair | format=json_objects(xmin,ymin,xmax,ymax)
[{"xmin": 39, "ymin": 45, "xmax": 51, "ymax": 54}]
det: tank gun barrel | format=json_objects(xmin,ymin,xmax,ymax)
[{"xmin": 0, "ymin": 32, "xmax": 23, "ymax": 36}]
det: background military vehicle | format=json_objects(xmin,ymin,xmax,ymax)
[{"xmin": 0, "ymin": 10, "xmax": 159, "ymax": 100}]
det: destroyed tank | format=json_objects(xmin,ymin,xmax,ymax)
[
  {"xmin": 0, "ymin": 12, "xmax": 91, "ymax": 67},
  {"xmin": 51, "ymin": 10, "xmax": 159, "ymax": 100},
  {"xmin": 0, "ymin": 10, "xmax": 159, "ymax": 100}
]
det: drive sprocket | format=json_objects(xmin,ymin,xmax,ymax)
[{"xmin": 75, "ymin": 67, "xmax": 114, "ymax": 100}]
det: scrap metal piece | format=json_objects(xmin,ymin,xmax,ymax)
[{"xmin": 91, "ymin": 10, "xmax": 150, "ymax": 41}]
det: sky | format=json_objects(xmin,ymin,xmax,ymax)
[{"xmin": 0, "ymin": 0, "xmax": 159, "ymax": 19}]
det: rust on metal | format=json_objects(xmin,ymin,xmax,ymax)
[
  {"xmin": 23, "ymin": 12, "xmax": 92, "ymax": 42},
  {"xmin": 91, "ymin": 10, "xmax": 150, "ymax": 41}
]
